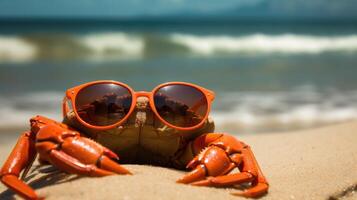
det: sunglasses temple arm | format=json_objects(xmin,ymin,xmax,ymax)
[{"xmin": 62, "ymin": 97, "xmax": 69, "ymax": 118}]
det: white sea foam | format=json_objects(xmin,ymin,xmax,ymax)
[
  {"xmin": 170, "ymin": 33, "xmax": 357, "ymax": 55},
  {"xmin": 0, "ymin": 37, "xmax": 37, "ymax": 62},
  {"xmin": 79, "ymin": 33, "xmax": 144, "ymax": 59},
  {"xmin": 0, "ymin": 92, "xmax": 62, "ymax": 128}
]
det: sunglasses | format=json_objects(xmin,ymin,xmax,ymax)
[{"xmin": 62, "ymin": 81, "xmax": 215, "ymax": 131}]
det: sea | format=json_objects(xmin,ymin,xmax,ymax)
[{"xmin": 0, "ymin": 18, "xmax": 357, "ymax": 134}]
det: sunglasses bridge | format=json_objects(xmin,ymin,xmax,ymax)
[{"xmin": 134, "ymin": 91, "xmax": 151, "ymax": 97}]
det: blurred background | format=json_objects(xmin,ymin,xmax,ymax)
[{"xmin": 0, "ymin": 0, "xmax": 357, "ymax": 134}]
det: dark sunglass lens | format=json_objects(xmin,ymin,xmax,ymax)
[
  {"xmin": 154, "ymin": 84, "xmax": 208, "ymax": 127},
  {"xmin": 75, "ymin": 83, "xmax": 132, "ymax": 126}
]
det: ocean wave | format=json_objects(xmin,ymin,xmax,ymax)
[
  {"xmin": 170, "ymin": 33, "xmax": 357, "ymax": 55},
  {"xmin": 0, "ymin": 36, "xmax": 38, "ymax": 62},
  {"xmin": 0, "ymin": 32, "xmax": 144, "ymax": 62},
  {"xmin": 79, "ymin": 33, "xmax": 144, "ymax": 59},
  {"xmin": 1, "ymin": 32, "xmax": 357, "ymax": 62}
]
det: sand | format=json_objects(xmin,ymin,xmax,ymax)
[{"xmin": 0, "ymin": 121, "xmax": 356, "ymax": 200}]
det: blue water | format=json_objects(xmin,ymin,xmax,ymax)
[{"xmin": 0, "ymin": 19, "xmax": 357, "ymax": 133}]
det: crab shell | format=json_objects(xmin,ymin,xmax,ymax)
[{"xmin": 63, "ymin": 96, "xmax": 215, "ymax": 169}]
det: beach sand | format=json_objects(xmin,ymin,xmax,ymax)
[{"xmin": 0, "ymin": 121, "xmax": 356, "ymax": 200}]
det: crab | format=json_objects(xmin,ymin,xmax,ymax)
[{"xmin": 0, "ymin": 84, "xmax": 269, "ymax": 200}]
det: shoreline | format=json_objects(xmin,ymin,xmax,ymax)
[{"xmin": 0, "ymin": 121, "xmax": 356, "ymax": 199}]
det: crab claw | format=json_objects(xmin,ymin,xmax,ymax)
[
  {"xmin": 0, "ymin": 116, "xmax": 132, "ymax": 200},
  {"xmin": 43, "ymin": 136, "xmax": 132, "ymax": 176},
  {"xmin": 176, "ymin": 133, "xmax": 269, "ymax": 198},
  {"xmin": 31, "ymin": 118, "xmax": 132, "ymax": 176},
  {"xmin": 177, "ymin": 145, "xmax": 233, "ymax": 184}
]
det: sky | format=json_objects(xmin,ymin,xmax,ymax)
[{"xmin": 0, "ymin": 0, "xmax": 356, "ymax": 19}]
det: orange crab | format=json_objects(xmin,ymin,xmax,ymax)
[{"xmin": 0, "ymin": 81, "xmax": 269, "ymax": 199}]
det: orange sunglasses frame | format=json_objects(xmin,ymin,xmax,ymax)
[{"xmin": 62, "ymin": 80, "xmax": 215, "ymax": 131}]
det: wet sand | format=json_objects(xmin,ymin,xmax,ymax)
[{"xmin": 0, "ymin": 121, "xmax": 356, "ymax": 200}]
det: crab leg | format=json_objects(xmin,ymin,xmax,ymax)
[
  {"xmin": 233, "ymin": 146, "xmax": 269, "ymax": 197},
  {"xmin": 0, "ymin": 132, "xmax": 38, "ymax": 200}
]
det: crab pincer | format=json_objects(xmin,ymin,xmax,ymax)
[
  {"xmin": 34, "ymin": 121, "xmax": 132, "ymax": 177},
  {"xmin": 176, "ymin": 133, "xmax": 269, "ymax": 198},
  {"xmin": 0, "ymin": 116, "xmax": 131, "ymax": 200}
]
